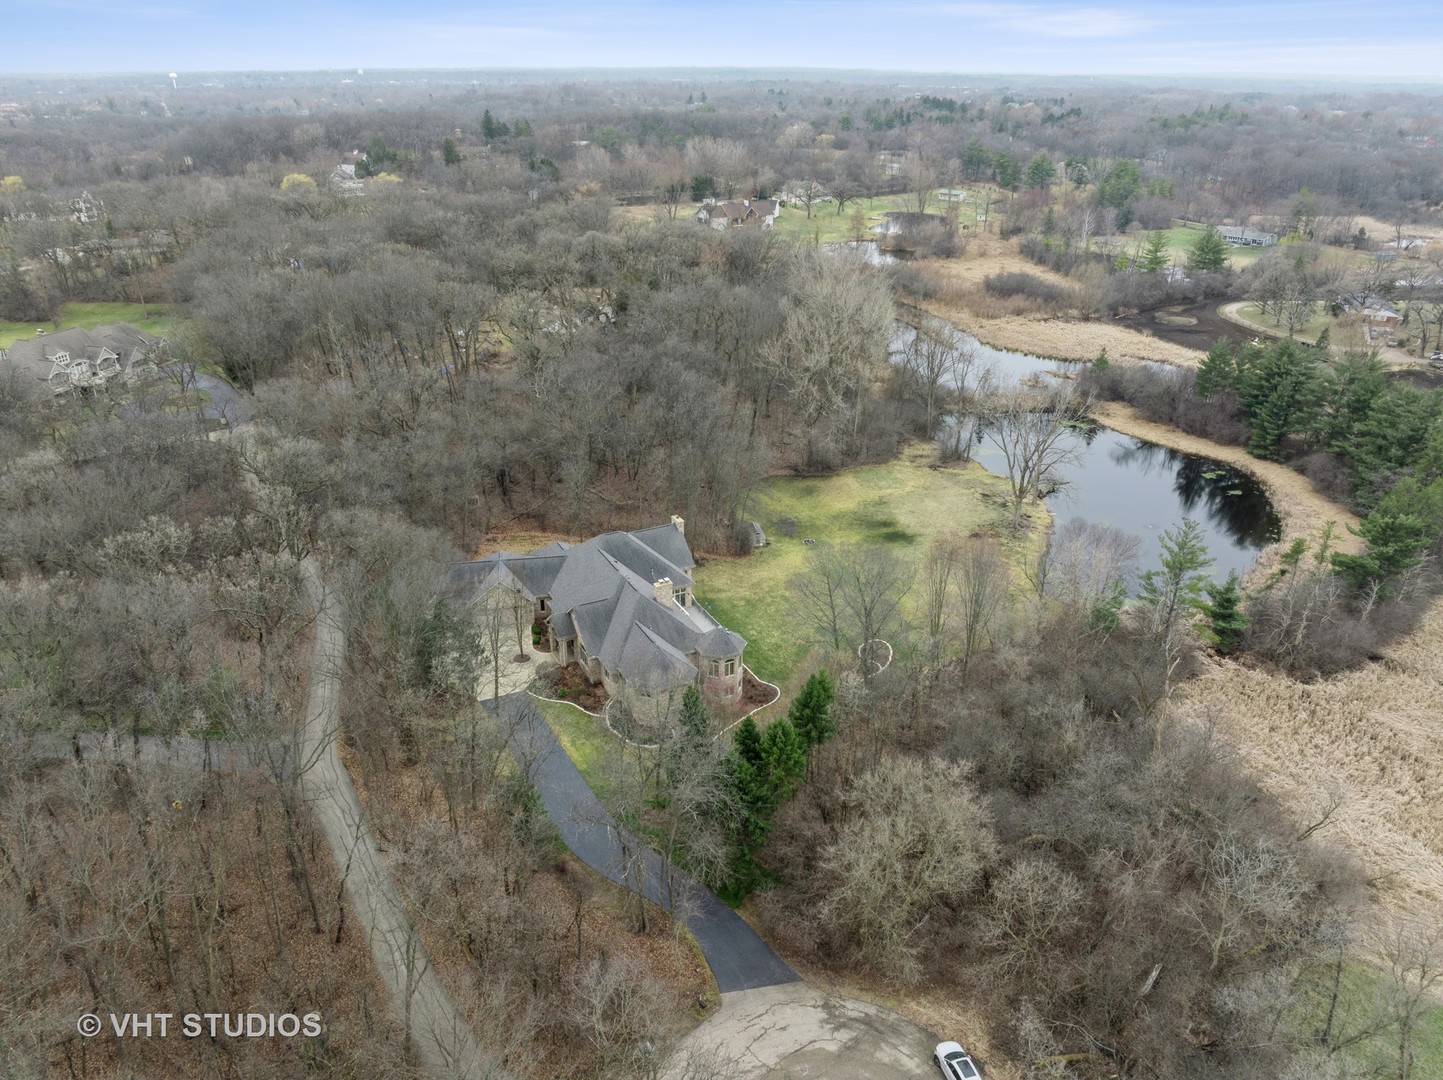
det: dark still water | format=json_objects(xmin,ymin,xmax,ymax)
[
  {"xmin": 970, "ymin": 429, "xmax": 1281, "ymax": 584},
  {"xmin": 892, "ymin": 317, "xmax": 1282, "ymax": 581}
]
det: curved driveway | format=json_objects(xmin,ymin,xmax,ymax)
[{"xmin": 498, "ymin": 692, "xmax": 797, "ymax": 993}]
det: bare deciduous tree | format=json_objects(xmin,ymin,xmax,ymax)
[
  {"xmin": 954, "ymin": 537, "xmax": 1011, "ymax": 678},
  {"xmin": 1036, "ymin": 518, "xmax": 1139, "ymax": 610},
  {"xmin": 819, "ymin": 755, "xmax": 996, "ymax": 981},
  {"xmin": 986, "ymin": 388, "xmax": 1085, "ymax": 528}
]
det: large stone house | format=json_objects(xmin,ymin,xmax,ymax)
[
  {"xmin": 450, "ymin": 517, "xmax": 747, "ymax": 704},
  {"xmin": 0, "ymin": 324, "xmax": 166, "ymax": 396}
]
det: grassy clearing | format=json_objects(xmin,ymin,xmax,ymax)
[
  {"xmin": 692, "ymin": 442, "xmax": 1042, "ymax": 689},
  {"xmin": 533, "ymin": 696, "xmax": 648, "ymax": 808},
  {"xmin": 1299, "ymin": 960, "xmax": 1443, "ymax": 1078},
  {"xmin": 1235, "ymin": 301, "xmax": 1335, "ymax": 344},
  {"xmin": 1160, "ymin": 222, "xmax": 1268, "ymax": 268},
  {"xmin": 770, "ymin": 192, "xmax": 912, "ymax": 244},
  {"xmin": 0, "ymin": 301, "xmax": 175, "ymax": 349},
  {"xmin": 772, "ymin": 190, "xmax": 983, "ymax": 245}
]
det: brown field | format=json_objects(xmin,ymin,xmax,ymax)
[
  {"xmin": 1179, "ymin": 602, "xmax": 1443, "ymax": 931},
  {"xmin": 912, "ymin": 241, "xmax": 1209, "ymax": 368}
]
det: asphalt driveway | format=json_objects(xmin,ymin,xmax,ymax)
[{"xmin": 499, "ymin": 692, "xmax": 797, "ymax": 993}]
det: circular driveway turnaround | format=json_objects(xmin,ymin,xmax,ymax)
[{"xmin": 666, "ymin": 983, "xmax": 941, "ymax": 1079}]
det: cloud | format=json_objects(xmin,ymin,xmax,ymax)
[{"xmin": 895, "ymin": 2, "xmax": 1156, "ymax": 38}]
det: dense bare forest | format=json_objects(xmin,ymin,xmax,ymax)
[{"xmin": 2, "ymin": 69, "xmax": 1442, "ymax": 1079}]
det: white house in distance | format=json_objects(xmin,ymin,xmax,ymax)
[
  {"xmin": 693, "ymin": 197, "xmax": 780, "ymax": 230},
  {"xmin": 450, "ymin": 516, "xmax": 747, "ymax": 707},
  {"xmin": 1218, "ymin": 225, "xmax": 1277, "ymax": 247}
]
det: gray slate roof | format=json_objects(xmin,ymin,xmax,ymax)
[
  {"xmin": 452, "ymin": 521, "xmax": 743, "ymax": 694},
  {"xmin": 2, "ymin": 324, "xmax": 161, "ymax": 382}
]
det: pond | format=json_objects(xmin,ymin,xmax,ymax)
[
  {"xmin": 822, "ymin": 240, "xmax": 897, "ymax": 266},
  {"xmin": 892, "ymin": 318, "xmax": 1282, "ymax": 583}
]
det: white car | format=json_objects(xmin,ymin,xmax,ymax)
[{"xmin": 934, "ymin": 1041, "xmax": 981, "ymax": 1080}]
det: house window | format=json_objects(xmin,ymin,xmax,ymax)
[
  {"xmin": 708, "ymin": 659, "xmax": 722, "ymax": 678},
  {"xmin": 724, "ymin": 658, "xmax": 738, "ymax": 677},
  {"xmin": 539, "ymin": 597, "xmax": 549, "ymax": 612},
  {"xmin": 673, "ymin": 587, "xmax": 688, "ymax": 607}
]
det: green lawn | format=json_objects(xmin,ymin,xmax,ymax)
[
  {"xmin": 1158, "ymin": 223, "xmax": 1268, "ymax": 269},
  {"xmin": 0, "ymin": 302, "xmax": 176, "ymax": 350},
  {"xmin": 533, "ymin": 696, "xmax": 649, "ymax": 809},
  {"xmin": 1299, "ymin": 960, "xmax": 1443, "ymax": 1078},
  {"xmin": 769, "ymin": 191, "xmax": 980, "ymax": 245},
  {"xmin": 693, "ymin": 443, "xmax": 1042, "ymax": 689},
  {"xmin": 1235, "ymin": 302, "xmax": 1336, "ymax": 345}
]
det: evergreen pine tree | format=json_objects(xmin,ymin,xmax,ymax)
[
  {"xmin": 1188, "ymin": 225, "xmax": 1230, "ymax": 272},
  {"xmin": 1138, "ymin": 518, "xmax": 1213, "ymax": 647},
  {"xmin": 788, "ymin": 671, "xmax": 835, "ymax": 749},
  {"xmin": 1025, "ymin": 152, "xmax": 1054, "ymax": 189},
  {"xmin": 723, "ymin": 751, "xmax": 773, "ymax": 896},
  {"xmin": 1093, "ymin": 347, "xmax": 1110, "ymax": 372},
  {"xmin": 678, "ymin": 685, "xmax": 709, "ymax": 742},
  {"xmin": 1241, "ymin": 340, "xmax": 1321, "ymax": 460},
  {"xmin": 760, "ymin": 719, "xmax": 807, "ymax": 801},
  {"xmin": 1201, "ymin": 572, "xmax": 1248, "ymax": 654},
  {"xmin": 732, "ymin": 715, "xmax": 764, "ymax": 768},
  {"xmin": 1332, "ymin": 501, "xmax": 1437, "ymax": 592},
  {"xmin": 441, "ymin": 137, "xmax": 462, "ymax": 166},
  {"xmin": 962, "ymin": 138, "xmax": 989, "ymax": 179},
  {"xmin": 1195, "ymin": 340, "xmax": 1237, "ymax": 399},
  {"xmin": 481, "ymin": 109, "xmax": 497, "ymax": 140},
  {"xmin": 1140, "ymin": 230, "xmax": 1170, "ymax": 273}
]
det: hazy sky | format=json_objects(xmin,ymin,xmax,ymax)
[{"xmin": 12, "ymin": 1, "xmax": 1443, "ymax": 79}]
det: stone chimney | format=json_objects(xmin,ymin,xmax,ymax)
[
  {"xmin": 671, "ymin": 515, "xmax": 685, "ymax": 535},
  {"xmin": 653, "ymin": 577, "xmax": 673, "ymax": 605}
]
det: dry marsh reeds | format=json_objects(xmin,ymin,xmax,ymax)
[{"xmin": 1179, "ymin": 599, "xmax": 1443, "ymax": 928}]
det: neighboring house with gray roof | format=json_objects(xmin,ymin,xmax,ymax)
[
  {"xmin": 694, "ymin": 197, "xmax": 779, "ymax": 230},
  {"xmin": 450, "ymin": 516, "xmax": 747, "ymax": 706},
  {"xmin": 1218, "ymin": 225, "xmax": 1277, "ymax": 247},
  {"xmin": 0, "ymin": 323, "xmax": 166, "ymax": 396}
]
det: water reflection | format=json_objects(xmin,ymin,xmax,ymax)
[
  {"xmin": 1111, "ymin": 440, "xmax": 1282, "ymax": 551},
  {"xmin": 896, "ymin": 314, "xmax": 1283, "ymax": 582}
]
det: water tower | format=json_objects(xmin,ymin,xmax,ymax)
[{"xmin": 168, "ymin": 72, "xmax": 178, "ymax": 90}]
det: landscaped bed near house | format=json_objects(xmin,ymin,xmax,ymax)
[
  {"xmin": 691, "ymin": 441, "xmax": 1045, "ymax": 690},
  {"xmin": 541, "ymin": 662, "xmax": 609, "ymax": 713}
]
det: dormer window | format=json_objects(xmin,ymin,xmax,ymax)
[{"xmin": 673, "ymin": 586, "xmax": 689, "ymax": 607}]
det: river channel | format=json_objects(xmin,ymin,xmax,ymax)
[{"xmin": 892, "ymin": 319, "xmax": 1282, "ymax": 583}]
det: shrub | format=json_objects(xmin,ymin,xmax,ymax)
[
  {"xmin": 982, "ymin": 270, "xmax": 1070, "ymax": 306},
  {"xmin": 887, "ymin": 263, "xmax": 941, "ymax": 300}
]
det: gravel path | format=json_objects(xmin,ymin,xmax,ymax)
[{"xmin": 299, "ymin": 562, "xmax": 507, "ymax": 1080}]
